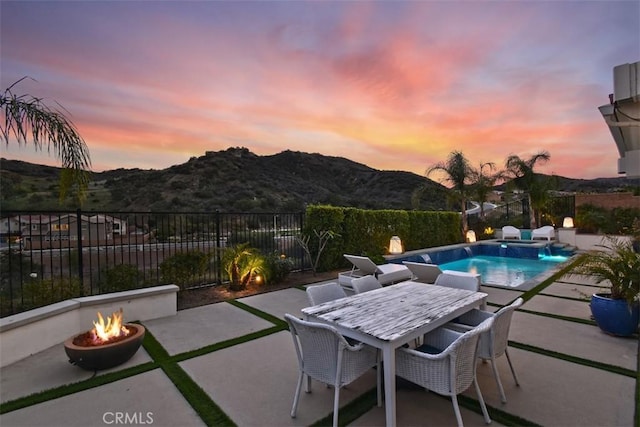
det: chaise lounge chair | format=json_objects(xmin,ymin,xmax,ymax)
[
  {"xmin": 531, "ymin": 225, "xmax": 555, "ymax": 241},
  {"xmin": 501, "ymin": 226, "xmax": 521, "ymax": 240},
  {"xmin": 402, "ymin": 261, "xmax": 443, "ymax": 284},
  {"xmin": 338, "ymin": 254, "xmax": 412, "ymax": 292}
]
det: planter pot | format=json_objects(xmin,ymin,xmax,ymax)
[{"xmin": 590, "ymin": 294, "xmax": 639, "ymax": 337}]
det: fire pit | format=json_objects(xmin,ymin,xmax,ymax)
[{"xmin": 64, "ymin": 309, "xmax": 145, "ymax": 371}]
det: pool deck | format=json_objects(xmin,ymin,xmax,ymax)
[{"xmin": 1, "ymin": 273, "xmax": 638, "ymax": 427}]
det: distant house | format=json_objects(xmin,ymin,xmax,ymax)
[
  {"xmin": 16, "ymin": 214, "xmax": 127, "ymax": 249},
  {"xmin": 0, "ymin": 216, "xmax": 24, "ymax": 243}
]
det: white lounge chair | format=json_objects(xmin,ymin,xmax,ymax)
[
  {"xmin": 403, "ymin": 261, "xmax": 443, "ymax": 284},
  {"xmin": 338, "ymin": 254, "xmax": 412, "ymax": 291},
  {"xmin": 531, "ymin": 225, "xmax": 555, "ymax": 241},
  {"xmin": 501, "ymin": 226, "xmax": 521, "ymax": 240}
]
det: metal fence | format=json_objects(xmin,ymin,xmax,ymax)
[
  {"xmin": 0, "ymin": 210, "xmax": 306, "ymax": 317},
  {"xmin": 467, "ymin": 195, "xmax": 575, "ymax": 230}
]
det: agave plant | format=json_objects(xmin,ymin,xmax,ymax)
[
  {"xmin": 221, "ymin": 243, "xmax": 266, "ymax": 291},
  {"xmin": 570, "ymin": 236, "xmax": 640, "ymax": 305}
]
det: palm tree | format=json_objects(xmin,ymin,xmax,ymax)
[
  {"xmin": 1, "ymin": 77, "xmax": 91, "ymax": 203},
  {"xmin": 504, "ymin": 151, "xmax": 551, "ymax": 229},
  {"xmin": 469, "ymin": 162, "xmax": 504, "ymax": 219},
  {"xmin": 427, "ymin": 151, "xmax": 474, "ymax": 237},
  {"xmin": 221, "ymin": 243, "xmax": 266, "ymax": 291}
]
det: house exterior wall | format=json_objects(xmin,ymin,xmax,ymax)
[{"xmin": 575, "ymin": 192, "xmax": 640, "ymax": 210}]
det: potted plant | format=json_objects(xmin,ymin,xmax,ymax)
[
  {"xmin": 568, "ymin": 236, "xmax": 640, "ymax": 336},
  {"xmin": 632, "ymin": 218, "xmax": 640, "ymax": 254},
  {"xmin": 221, "ymin": 243, "xmax": 266, "ymax": 291}
]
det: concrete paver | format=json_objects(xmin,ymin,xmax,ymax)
[
  {"xmin": 510, "ymin": 311, "xmax": 638, "ymax": 370},
  {"xmin": 468, "ymin": 347, "xmax": 635, "ymax": 427},
  {"xmin": 524, "ymin": 294, "xmax": 592, "ymax": 321},
  {"xmin": 180, "ymin": 330, "xmax": 377, "ymax": 426},
  {"xmin": 542, "ymin": 281, "xmax": 607, "ymax": 300},
  {"xmin": 1, "ymin": 275, "xmax": 638, "ymax": 427},
  {"xmin": 480, "ymin": 285, "xmax": 523, "ymax": 306},
  {"xmin": 0, "ymin": 343, "xmax": 152, "ymax": 403},
  {"xmin": 239, "ymin": 287, "xmax": 308, "ymax": 320},
  {"xmin": 142, "ymin": 302, "xmax": 273, "ymax": 355},
  {"xmin": 0, "ymin": 369, "xmax": 204, "ymax": 427}
]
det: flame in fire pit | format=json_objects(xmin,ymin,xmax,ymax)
[{"xmin": 91, "ymin": 308, "xmax": 130, "ymax": 344}]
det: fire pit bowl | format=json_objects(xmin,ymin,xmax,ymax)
[{"xmin": 64, "ymin": 324, "xmax": 145, "ymax": 371}]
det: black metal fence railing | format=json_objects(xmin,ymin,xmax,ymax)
[
  {"xmin": 467, "ymin": 195, "xmax": 575, "ymax": 230},
  {"xmin": 0, "ymin": 210, "xmax": 306, "ymax": 317}
]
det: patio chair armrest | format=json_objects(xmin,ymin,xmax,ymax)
[
  {"xmin": 443, "ymin": 323, "xmax": 474, "ymax": 333},
  {"xmin": 422, "ymin": 327, "xmax": 464, "ymax": 353},
  {"xmin": 397, "ymin": 344, "xmax": 449, "ymax": 361}
]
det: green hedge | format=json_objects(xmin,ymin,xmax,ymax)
[{"xmin": 303, "ymin": 205, "xmax": 462, "ymax": 271}]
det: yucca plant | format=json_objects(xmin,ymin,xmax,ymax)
[{"xmin": 570, "ymin": 236, "xmax": 640, "ymax": 305}]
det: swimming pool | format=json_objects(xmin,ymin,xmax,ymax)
[
  {"xmin": 386, "ymin": 240, "xmax": 575, "ymax": 290},
  {"xmin": 438, "ymin": 254, "xmax": 568, "ymax": 288}
]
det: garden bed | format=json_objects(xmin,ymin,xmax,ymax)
[{"xmin": 177, "ymin": 270, "xmax": 338, "ymax": 310}]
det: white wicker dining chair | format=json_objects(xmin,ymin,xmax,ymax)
[
  {"xmin": 396, "ymin": 317, "xmax": 494, "ymax": 427},
  {"xmin": 447, "ymin": 298, "xmax": 523, "ymax": 403},
  {"xmin": 434, "ymin": 271, "xmax": 481, "ymax": 292},
  {"xmin": 350, "ymin": 275, "xmax": 383, "ymax": 294},
  {"xmin": 306, "ymin": 282, "xmax": 347, "ymax": 306},
  {"xmin": 284, "ymin": 314, "xmax": 381, "ymax": 427}
]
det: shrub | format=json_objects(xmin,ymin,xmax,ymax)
[
  {"xmin": 160, "ymin": 251, "xmax": 209, "ymax": 290},
  {"xmin": 99, "ymin": 264, "xmax": 143, "ymax": 293},
  {"xmin": 263, "ymin": 252, "xmax": 294, "ymax": 285},
  {"xmin": 21, "ymin": 277, "xmax": 83, "ymax": 311}
]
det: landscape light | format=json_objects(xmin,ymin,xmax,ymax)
[{"xmin": 389, "ymin": 236, "xmax": 403, "ymax": 254}]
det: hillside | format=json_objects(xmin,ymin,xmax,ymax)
[
  {"xmin": 2, "ymin": 148, "xmax": 637, "ymax": 213},
  {"xmin": 0, "ymin": 148, "xmax": 450, "ymax": 212}
]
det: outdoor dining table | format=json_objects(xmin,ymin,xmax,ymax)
[{"xmin": 301, "ymin": 280, "xmax": 488, "ymax": 427}]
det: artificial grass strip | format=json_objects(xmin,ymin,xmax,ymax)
[
  {"xmin": 141, "ymin": 326, "xmax": 171, "ymax": 363},
  {"xmin": 0, "ymin": 361, "xmax": 157, "ymax": 414},
  {"xmin": 519, "ymin": 256, "xmax": 585, "ymax": 302},
  {"xmin": 509, "ymin": 340, "xmax": 637, "ymax": 377},
  {"xmin": 516, "ymin": 307, "xmax": 597, "ymax": 326},
  {"xmin": 171, "ymin": 325, "xmax": 285, "ymax": 363},
  {"xmin": 456, "ymin": 394, "xmax": 542, "ymax": 427},
  {"xmin": 226, "ymin": 299, "xmax": 288, "ymax": 328},
  {"xmin": 537, "ymin": 293, "xmax": 591, "ymax": 303},
  {"xmin": 160, "ymin": 362, "xmax": 236, "ymax": 427},
  {"xmin": 309, "ymin": 388, "xmax": 378, "ymax": 427}
]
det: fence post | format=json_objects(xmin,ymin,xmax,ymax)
[
  {"xmin": 215, "ymin": 210, "xmax": 222, "ymax": 285},
  {"xmin": 76, "ymin": 208, "xmax": 84, "ymax": 296},
  {"xmin": 521, "ymin": 199, "xmax": 531, "ymax": 229}
]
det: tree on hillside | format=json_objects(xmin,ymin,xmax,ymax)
[
  {"xmin": 427, "ymin": 151, "xmax": 474, "ymax": 237},
  {"xmin": 469, "ymin": 162, "xmax": 504, "ymax": 219},
  {"xmin": 504, "ymin": 151, "xmax": 551, "ymax": 229},
  {"xmin": 1, "ymin": 77, "xmax": 91, "ymax": 203}
]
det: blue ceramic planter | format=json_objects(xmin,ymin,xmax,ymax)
[{"xmin": 590, "ymin": 294, "xmax": 639, "ymax": 337}]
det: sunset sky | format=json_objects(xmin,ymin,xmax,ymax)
[{"xmin": 1, "ymin": 1, "xmax": 638, "ymax": 181}]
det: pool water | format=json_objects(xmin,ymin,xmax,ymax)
[{"xmin": 438, "ymin": 254, "xmax": 568, "ymax": 288}]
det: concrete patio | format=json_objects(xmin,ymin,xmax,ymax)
[{"xmin": 1, "ymin": 273, "xmax": 638, "ymax": 426}]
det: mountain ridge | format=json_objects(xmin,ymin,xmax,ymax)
[{"xmin": 1, "ymin": 147, "xmax": 637, "ymax": 212}]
